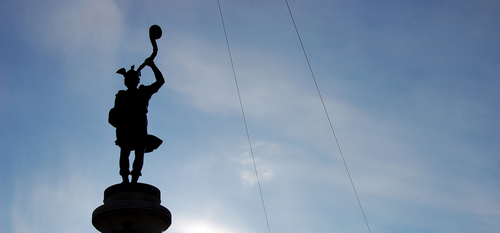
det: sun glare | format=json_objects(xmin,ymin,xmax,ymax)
[{"xmin": 177, "ymin": 220, "xmax": 236, "ymax": 233}]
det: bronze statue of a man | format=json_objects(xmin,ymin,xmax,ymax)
[{"xmin": 110, "ymin": 57, "xmax": 164, "ymax": 183}]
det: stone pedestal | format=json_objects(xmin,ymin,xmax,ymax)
[{"xmin": 92, "ymin": 183, "xmax": 171, "ymax": 233}]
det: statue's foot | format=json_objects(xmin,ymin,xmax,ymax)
[
  {"xmin": 121, "ymin": 174, "xmax": 129, "ymax": 184},
  {"xmin": 120, "ymin": 170, "xmax": 130, "ymax": 184},
  {"xmin": 131, "ymin": 171, "xmax": 141, "ymax": 183}
]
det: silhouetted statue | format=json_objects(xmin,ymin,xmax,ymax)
[{"xmin": 109, "ymin": 25, "xmax": 164, "ymax": 184}]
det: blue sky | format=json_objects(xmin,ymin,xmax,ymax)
[{"xmin": 1, "ymin": 0, "xmax": 499, "ymax": 232}]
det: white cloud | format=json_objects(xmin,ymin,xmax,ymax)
[
  {"xmin": 234, "ymin": 141, "xmax": 276, "ymax": 185},
  {"xmin": 39, "ymin": 0, "xmax": 124, "ymax": 56},
  {"xmin": 164, "ymin": 37, "xmax": 241, "ymax": 115}
]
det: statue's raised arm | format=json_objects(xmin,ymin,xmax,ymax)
[{"xmin": 144, "ymin": 58, "xmax": 164, "ymax": 93}]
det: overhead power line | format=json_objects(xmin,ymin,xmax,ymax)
[
  {"xmin": 217, "ymin": 1, "xmax": 272, "ymax": 233},
  {"xmin": 284, "ymin": 1, "xmax": 372, "ymax": 233}
]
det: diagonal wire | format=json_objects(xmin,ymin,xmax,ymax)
[
  {"xmin": 217, "ymin": 1, "xmax": 272, "ymax": 233},
  {"xmin": 284, "ymin": 1, "xmax": 372, "ymax": 233}
]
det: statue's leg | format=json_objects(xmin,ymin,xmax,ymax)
[
  {"xmin": 119, "ymin": 148, "xmax": 132, "ymax": 183},
  {"xmin": 131, "ymin": 148, "xmax": 145, "ymax": 183}
]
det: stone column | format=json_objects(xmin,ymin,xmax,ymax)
[{"xmin": 92, "ymin": 183, "xmax": 171, "ymax": 233}]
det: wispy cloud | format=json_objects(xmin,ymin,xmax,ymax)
[
  {"xmin": 21, "ymin": 0, "xmax": 125, "ymax": 99},
  {"xmin": 12, "ymin": 171, "xmax": 102, "ymax": 233}
]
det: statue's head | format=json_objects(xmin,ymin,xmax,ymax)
[{"xmin": 117, "ymin": 65, "xmax": 141, "ymax": 89}]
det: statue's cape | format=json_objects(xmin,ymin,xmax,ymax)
[{"xmin": 145, "ymin": 134, "xmax": 163, "ymax": 153}]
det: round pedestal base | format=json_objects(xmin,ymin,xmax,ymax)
[{"xmin": 92, "ymin": 183, "xmax": 171, "ymax": 233}]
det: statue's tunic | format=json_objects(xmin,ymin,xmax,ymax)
[{"xmin": 113, "ymin": 84, "xmax": 159, "ymax": 150}]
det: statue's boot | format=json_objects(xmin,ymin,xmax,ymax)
[
  {"xmin": 131, "ymin": 171, "xmax": 141, "ymax": 183},
  {"xmin": 120, "ymin": 170, "xmax": 130, "ymax": 184}
]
